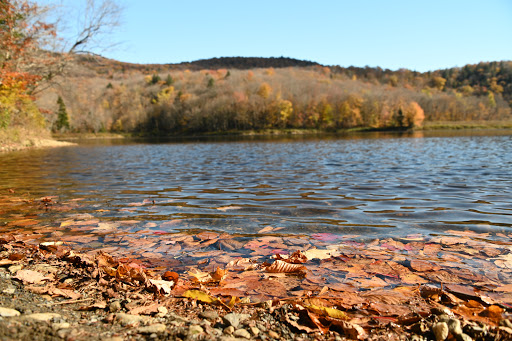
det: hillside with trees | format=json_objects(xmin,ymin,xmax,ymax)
[{"xmin": 36, "ymin": 56, "xmax": 512, "ymax": 135}]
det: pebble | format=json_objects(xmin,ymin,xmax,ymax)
[
  {"xmin": 250, "ymin": 326, "xmax": 260, "ymax": 336},
  {"xmin": 199, "ymin": 310, "xmax": 219, "ymax": 320},
  {"xmin": 109, "ymin": 301, "xmax": 122, "ymax": 313},
  {"xmin": 224, "ymin": 326, "xmax": 235, "ymax": 335},
  {"xmin": 432, "ymin": 322, "xmax": 449, "ymax": 341},
  {"xmin": 102, "ymin": 338, "xmax": 124, "ymax": 341},
  {"xmin": 25, "ymin": 313, "xmax": 61, "ymax": 322},
  {"xmin": 188, "ymin": 325, "xmax": 204, "ymax": 335},
  {"xmin": 115, "ymin": 313, "xmax": 148, "ymax": 326},
  {"xmin": 233, "ymin": 329, "xmax": 251, "ymax": 339},
  {"xmin": 52, "ymin": 322, "xmax": 70, "ymax": 330},
  {"xmin": 168, "ymin": 311, "xmax": 188, "ymax": 323},
  {"xmin": 156, "ymin": 306, "xmax": 168, "ymax": 317},
  {"xmin": 8, "ymin": 264, "xmax": 23, "ymax": 274},
  {"xmin": 0, "ymin": 307, "xmax": 20, "ymax": 317},
  {"xmin": 447, "ymin": 318, "xmax": 462, "ymax": 336},
  {"xmin": 137, "ymin": 323, "xmax": 167, "ymax": 334},
  {"xmin": 223, "ymin": 313, "xmax": 251, "ymax": 328},
  {"xmin": 2, "ymin": 288, "xmax": 15, "ymax": 294},
  {"xmin": 459, "ymin": 334, "xmax": 473, "ymax": 341},
  {"xmin": 268, "ymin": 330, "xmax": 280, "ymax": 339}
]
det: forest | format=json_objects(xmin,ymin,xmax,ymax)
[{"xmin": 36, "ymin": 56, "xmax": 512, "ymax": 135}]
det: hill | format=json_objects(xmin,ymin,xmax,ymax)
[{"xmin": 36, "ymin": 55, "xmax": 511, "ymax": 135}]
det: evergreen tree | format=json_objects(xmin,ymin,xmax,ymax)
[{"xmin": 54, "ymin": 96, "xmax": 70, "ymax": 132}]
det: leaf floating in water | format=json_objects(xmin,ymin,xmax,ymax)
[{"xmin": 311, "ymin": 233, "xmax": 342, "ymax": 242}]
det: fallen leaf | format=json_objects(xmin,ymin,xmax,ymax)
[
  {"xmin": 148, "ymin": 279, "xmax": 175, "ymax": 296},
  {"xmin": 14, "ymin": 269, "xmax": 48, "ymax": 284},
  {"xmin": 306, "ymin": 304, "xmax": 348, "ymax": 320},
  {"xmin": 266, "ymin": 260, "xmax": 306, "ymax": 274},
  {"xmin": 183, "ymin": 290, "xmax": 217, "ymax": 304},
  {"xmin": 302, "ymin": 248, "xmax": 340, "ymax": 260}
]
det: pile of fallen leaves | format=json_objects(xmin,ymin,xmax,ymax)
[{"xmin": 1, "ymin": 193, "xmax": 512, "ymax": 340}]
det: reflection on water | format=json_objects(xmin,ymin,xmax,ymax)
[{"xmin": 1, "ymin": 130, "xmax": 512, "ymax": 239}]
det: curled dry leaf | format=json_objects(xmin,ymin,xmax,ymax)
[
  {"xmin": 275, "ymin": 250, "xmax": 308, "ymax": 264},
  {"xmin": 266, "ymin": 259, "xmax": 306, "ymax": 274},
  {"xmin": 148, "ymin": 279, "xmax": 175, "ymax": 296},
  {"xmin": 188, "ymin": 267, "xmax": 228, "ymax": 284}
]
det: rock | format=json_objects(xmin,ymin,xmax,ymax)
[
  {"xmin": 224, "ymin": 326, "xmax": 235, "ymax": 335},
  {"xmin": 199, "ymin": 310, "xmax": 219, "ymax": 320},
  {"xmin": 0, "ymin": 307, "xmax": 20, "ymax": 317},
  {"xmin": 233, "ymin": 329, "xmax": 251, "ymax": 339},
  {"xmin": 109, "ymin": 301, "xmax": 122, "ymax": 313},
  {"xmin": 137, "ymin": 323, "xmax": 167, "ymax": 334},
  {"xmin": 223, "ymin": 313, "xmax": 251, "ymax": 328},
  {"xmin": 8, "ymin": 264, "xmax": 23, "ymax": 274},
  {"xmin": 432, "ymin": 322, "xmax": 449, "ymax": 341},
  {"xmin": 2, "ymin": 288, "xmax": 15, "ymax": 295},
  {"xmin": 501, "ymin": 319, "xmax": 512, "ymax": 328},
  {"xmin": 168, "ymin": 312, "xmax": 188, "ymax": 323},
  {"xmin": 115, "ymin": 313, "xmax": 148, "ymax": 326},
  {"xmin": 52, "ymin": 322, "xmax": 70, "ymax": 330},
  {"xmin": 102, "ymin": 338, "xmax": 124, "ymax": 341},
  {"xmin": 268, "ymin": 330, "xmax": 280, "ymax": 339},
  {"xmin": 458, "ymin": 333, "xmax": 473, "ymax": 341},
  {"xmin": 250, "ymin": 326, "xmax": 260, "ymax": 336},
  {"xmin": 447, "ymin": 319, "xmax": 462, "ymax": 336},
  {"xmin": 156, "ymin": 306, "xmax": 168, "ymax": 317},
  {"xmin": 188, "ymin": 325, "xmax": 204, "ymax": 335},
  {"xmin": 25, "ymin": 313, "xmax": 61, "ymax": 322}
]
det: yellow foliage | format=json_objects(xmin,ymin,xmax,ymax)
[
  {"xmin": 278, "ymin": 100, "xmax": 293, "ymax": 123},
  {"xmin": 157, "ymin": 86, "xmax": 175, "ymax": 103},
  {"xmin": 265, "ymin": 68, "xmax": 275, "ymax": 76},
  {"xmin": 257, "ymin": 82, "xmax": 272, "ymax": 99}
]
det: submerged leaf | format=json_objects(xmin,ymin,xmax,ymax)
[{"xmin": 266, "ymin": 260, "xmax": 306, "ymax": 274}]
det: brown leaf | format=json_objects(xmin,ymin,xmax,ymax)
[
  {"xmin": 266, "ymin": 260, "xmax": 306, "ymax": 274},
  {"xmin": 79, "ymin": 301, "xmax": 107, "ymax": 311},
  {"xmin": 328, "ymin": 319, "xmax": 367, "ymax": 340},
  {"xmin": 306, "ymin": 309, "xmax": 329, "ymax": 334},
  {"xmin": 162, "ymin": 271, "xmax": 179, "ymax": 282},
  {"xmin": 128, "ymin": 302, "xmax": 161, "ymax": 315},
  {"xmin": 409, "ymin": 259, "xmax": 440, "ymax": 272},
  {"xmin": 14, "ymin": 269, "xmax": 49, "ymax": 284}
]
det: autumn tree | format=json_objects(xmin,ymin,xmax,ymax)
[{"xmin": 1, "ymin": 0, "xmax": 123, "ymax": 140}]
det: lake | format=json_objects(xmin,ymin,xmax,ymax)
[{"xmin": 1, "ymin": 130, "xmax": 512, "ymax": 246}]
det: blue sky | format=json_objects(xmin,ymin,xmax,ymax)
[{"xmin": 42, "ymin": 0, "xmax": 512, "ymax": 72}]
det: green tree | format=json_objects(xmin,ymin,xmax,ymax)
[{"xmin": 54, "ymin": 96, "xmax": 70, "ymax": 131}]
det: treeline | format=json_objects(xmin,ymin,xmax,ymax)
[{"xmin": 39, "ymin": 59, "xmax": 511, "ymax": 134}]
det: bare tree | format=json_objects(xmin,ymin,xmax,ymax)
[{"xmin": 67, "ymin": 0, "xmax": 122, "ymax": 54}]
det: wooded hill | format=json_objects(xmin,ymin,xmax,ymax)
[{"xmin": 38, "ymin": 55, "xmax": 512, "ymax": 135}]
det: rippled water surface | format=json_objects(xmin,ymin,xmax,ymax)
[{"xmin": 1, "ymin": 131, "xmax": 512, "ymax": 239}]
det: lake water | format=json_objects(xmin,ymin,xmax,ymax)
[{"xmin": 1, "ymin": 130, "xmax": 512, "ymax": 242}]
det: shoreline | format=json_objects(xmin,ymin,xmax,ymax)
[{"xmin": 1, "ymin": 193, "xmax": 512, "ymax": 340}]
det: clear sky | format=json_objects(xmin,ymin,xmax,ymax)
[{"xmin": 41, "ymin": 0, "xmax": 512, "ymax": 72}]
